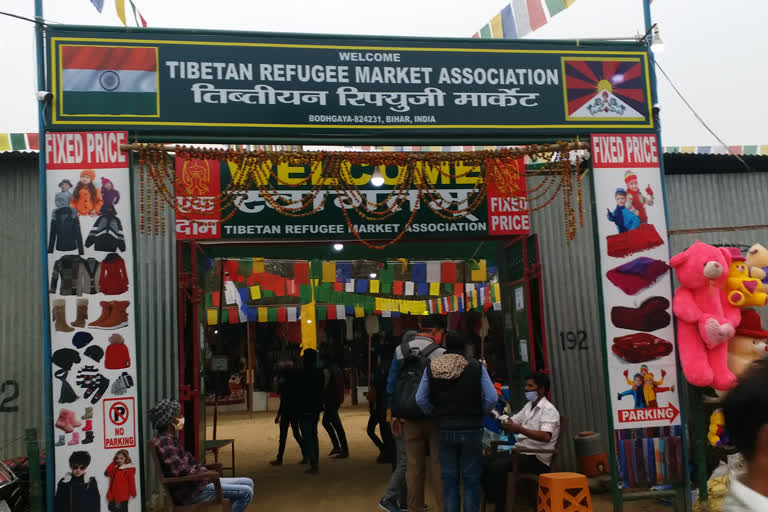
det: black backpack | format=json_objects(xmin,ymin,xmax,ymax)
[{"xmin": 391, "ymin": 339, "xmax": 441, "ymax": 419}]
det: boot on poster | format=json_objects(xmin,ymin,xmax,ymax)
[
  {"xmin": 82, "ymin": 431, "xmax": 95, "ymax": 445},
  {"xmin": 55, "ymin": 451, "xmax": 100, "ymax": 512},
  {"xmin": 71, "ymin": 299, "xmax": 89, "ymax": 328},
  {"xmin": 81, "ymin": 407, "xmax": 93, "ymax": 420},
  {"xmin": 55, "ymin": 409, "xmax": 76, "ymax": 433},
  {"xmin": 90, "ymin": 301, "xmax": 130, "ymax": 330},
  {"xmin": 88, "ymin": 301, "xmax": 113, "ymax": 328},
  {"xmin": 105, "ymin": 450, "xmax": 137, "ymax": 512},
  {"xmin": 52, "ymin": 299, "xmax": 74, "ymax": 333},
  {"xmin": 68, "ymin": 432, "xmax": 80, "ymax": 446}
]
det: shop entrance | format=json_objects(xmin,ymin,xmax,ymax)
[{"xmin": 179, "ymin": 236, "xmax": 539, "ymax": 511}]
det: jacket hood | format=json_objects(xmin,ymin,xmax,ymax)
[{"xmin": 430, "ymin": 353, "xmax": 468, "ymax": 380}]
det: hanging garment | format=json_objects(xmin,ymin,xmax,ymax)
[
  {"xmin": 50, "ymin": 256, "xmax": 101, "ymax": 296},
  {"xmin": 48, "ymin": 205, "xmax": 84, "ymax": 254}
]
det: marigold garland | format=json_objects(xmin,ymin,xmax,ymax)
[{"xmin": 134, "ymin": 143, "xmax": 587, "ymax": 245}]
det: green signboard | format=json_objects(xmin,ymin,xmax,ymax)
[{"xmin": 47, "ymin": 26, "xmax": 654, "ymax": 137}]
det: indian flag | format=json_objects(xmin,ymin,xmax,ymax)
[{"xmin": 60, "ymin": 45, "xmax": 158, "ymax": 116}]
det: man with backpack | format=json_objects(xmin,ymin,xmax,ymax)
[
  {"xmin": 415, "ymin": 331, "xmax": 498, "ymax": 512},
  {"xmin": 385, "ymin": 317, "xmax": 447, "ymax": 512}
]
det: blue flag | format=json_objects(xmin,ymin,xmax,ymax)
[{"xmin": 90, "ymin": 0, "xmax": 105, "ymax": 12}]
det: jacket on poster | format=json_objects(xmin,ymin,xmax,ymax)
[
  {"xmin": 50, "ymin": 256, "xmax": 100, "ymax": 296},
  {"xmin": 71, "ymin": 170, "xmax": 104, "ymax": 216},
  {"xmin": 54, "ymin": 473, "xmax": 100, "ymax": 512},
  {"xmin": 48, "ymin": 195, "xmax": 84, "ymax": 254},
  {"xmin": 99, "ymin": 253, "xmax": 129, "ymax": 295},
  {"xmin": 85, "ymin": 211, "xmax": 126, "ymax": 253},
  {"xmin": 104, "ymin": 462, "xmax": 136, "ymax": 504},
  {"xmin": 105, "ymin": 334, "xmax": 131, "ymax": 370}
]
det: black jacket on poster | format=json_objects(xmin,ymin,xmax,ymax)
[
  {"xmin": 54, "ymin": 474, "xmax": 100, "ymax": 512},
  {"xmin": 48, "ymin": 206, "xmax": 84, "ymax": 255},
  {"xmin": 85, "ymin": 213, "xmax": 126, "ymax": 253}
]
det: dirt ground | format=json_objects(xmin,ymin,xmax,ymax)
[{"xmin": 204, "ymin": 408, "xmax": 669, "ymax": 512}]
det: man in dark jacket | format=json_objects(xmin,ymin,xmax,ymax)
[
  {"xmin": 271, "ymin": 366, "xmax": 304, "ymax": 466},
  {"xmin": 48, "ymin": 192, "xmax": 84, "ymax": 255},
  {"xmin": 322, "ymin": 357, "xmax": 349, "ymax": 458},
  {"xmin": 54, "ymin": 451, "xmax": 100, "ymax": 512},
  {"xmin": 416, "ymin": 332, "xmax": 497, "ymax": 512},
  {"xmin": 298, "ymin": 349, "xmax": 325, "ymax": 474}
]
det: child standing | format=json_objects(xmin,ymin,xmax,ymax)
[
  {"xmin": 71, "ymin": 169, "xmax": 103, "ymax": 216},
  {"xmin": 624, "ymin": 171, "xmax": 655, "ymax": 224},
  {"xmin": 606, "ymin": 188, "xmax": 641, "ymax": 233},
  {"xmin": 104, "ymin": 449, "xmax": 136, "ymax": 512},
  {"xmin": 100, "ymin": 177, "xmax": 120, "ymax": 213},
  {"xmin": 54, "ymin": 451, "xmax": 100, "ymax": 512},
  {"xmin": 56, "ymin": 179, "xmax": 74, "ymax": 206}
]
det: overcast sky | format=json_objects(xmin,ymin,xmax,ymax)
[{"xmin": 2, "ymin": 0, "xmax": 765, "ymax": 147}]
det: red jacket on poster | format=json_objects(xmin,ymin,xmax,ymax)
[{"xmin": 105, "ymin": 462, "xmax": 136, "ymax": 503}]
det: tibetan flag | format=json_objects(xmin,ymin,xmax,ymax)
[
  {"xmin": 249, "ymin": 285, "xmax": 262, "ymax": 300},
  {"xmin": 257, "ymin": 307, "xmax": 268, "ymax": 323},
  {"xmin": 268, "ymin": 307, "xmax": 278, "ymax": 322},
  {"xmin": 294, "ymin": 262, "xmax": 309, "ymax": 284},
  {"xmin": 253, "ymin": 258, "xmax": 265, "ymax": 275},
  {"xmin": 336, "ymin": 305, "xmax": 346, "ymax": 319},
  {"xmin": 441, "ymin": 262, "xmax": 457, "ymax": 283},
  {"xmin": 333, "ymin": 282, "xmax": 344, "ymax": 292},
  {"xmin": 411, "ymin": 263, "xmax": 427, "ymax": 283},
  {"xmin": 393, "ymin": 281, "xmax": 404, "ymax": 295},
  {"xmin": 345, "ymin": 279, "xmax": 355, "ymax": 293},
  {"xmin": 206, "ymin": 310, "xmax": 217, "ymax": 325},
  {"xmin": 288, "ymin": 307, "xmax": 299, "ymax": 322},
  {"xmin": 355, "ymin": 305, "xmax": 365, "ymax": 318},
  {"xmin": 492, "ymin": 283, "xmax": 501, "ymax": 303},
  {"xmin": 429, "ymin": 283, "xmax": 440, "ymax": 296},
  {"xmin": 490, "ymin": 13, "xmax": 504, "ymax": 38},
  {"xmin": 526, "ymin": 0, "xmax": 548, "ymax": 31},
  {"xmin": 471, "ymin": 260, "xmax": 487, "ymax": 282},
  {"xmin": 322, "ymin": 262, "xmax": 336, "ymax": 282},
  {"xmin": 511, "ymin": 0, "xmax": 532, "ymax": 36},
  {"xmin": 90, "ymin": 0, "xmax": 105, "ymax": 12},
  {"xmin": 60, "ymin": 45, "xmax": 158, "ymax": 116},
  {"xmin": 370, "ymin": 280, "xmax": 380, "ymax": 294},
  {"xmin": 277, "ymin": 307, "xmax": 287, "ymax": 322},
  {"xmin": 426, "ymin": 262, "xmax": 441, "ymax": 283},
  {"xmin": 327, "ymin": 305, "xmax": 337, "ymax": 320},
  {"xmin": 544, "ymin": 0, "xmax": 566, "ymax": 17},
  {"xmin": 211, "ymin": 292, "xmax": 221, "ymax": 307},
  {"xmin": 405, "ymin": 281, "xmax": 415, "ymax": 296}
]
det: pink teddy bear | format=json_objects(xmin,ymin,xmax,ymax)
[{"xmin": 670, "ymin": 241, "xmax": 741, "ymax": 390}]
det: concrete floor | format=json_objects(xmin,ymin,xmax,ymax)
[{"xmin": 204, "ymin": 408, "xmax": 670, "ymax": 511}]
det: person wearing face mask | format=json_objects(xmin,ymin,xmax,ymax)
[
  {"xmin": 483, "ymin": 372, "xmax": 560, "ymax": 511},
  {"xmin": 149, "ymin": 398, "xmax": 254, "ymax": 512}
]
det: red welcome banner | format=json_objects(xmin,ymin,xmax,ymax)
[{"xmin": 174, "ymin": 157, "xmax": 222, "ymax": 240}]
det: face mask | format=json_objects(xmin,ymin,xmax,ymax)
[
  {"xmin": 173, "ymin": 418, "xmax": 185, "ymax": 431},
  {"xmin": 525, "ymin": 391, "xmax": 539, "ymax": 402}
]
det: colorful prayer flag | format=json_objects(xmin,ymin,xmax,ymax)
[
  {"xmin": 258, "ymin": 307, "xmax": 268, "ymax": 323},
  {"xmin": 115, "ymin": 0, "xmax": 127, "ymax": 25},
  {"xmin": 441, "ymin": 262, "xmax": 457, "ymax": 283},
  {"xmin": 480, "ymin": 23, "xmax": 492, "ymax": 38},
  {"xmin": 544, "ymin": 0, "xmax": 565, "ymax": 16},
  {"xmin": 490, "ymin": 13, "xmax": 504, "ymax": 38},
  {"xmin": 206, "ymin": 310, "xmax": 217, "ymax": 325},
  {"xmin": 370, "ymin": 280, "xmax": 380, "ymax": 294},
  {"xmin": 336, "ymin": 305, "xmax": 346, "ymax": 319},
  {"xmin": 426, "ymin": 262, "xmax": 441, "ymax": 283},
  {"xmin": 405, "ymin": 281, "xmax": 415, "ymax": 296},
  {"xmin": 429, "ymin": 283, "xmax": 440, "ymax": 296},
  {"xmin": 471, "ymin": 260, "xmax": 488, "ymax": 282},
  {"xmin": 294, "ymin": 262, "xmax": 309, "ymax": 284},
  {"xmin": 277, "ymin": 307, "xmax": 287, "ymax": 322},
  {"xmin": 90, "ymin": 0, "xmax": 105, "ymax": 13},
  {"xmin": 511, "ymin": 0, "xmax": 532, "ymax": 36},
  {"xmin": 322, "ymin": 262, "xmax": 336, "ymax": 282},
  {"xmin": 249, "ymin": 285, "xmax": 261, "ymax": 300},
  {"xmin": 393, "ymin": 281, "xmax": 404, "ymax": 295},
  {"xmin": 287, "ymin": 307, "xmax": 298, "ymax": 322},
  {"xmin": 526, "ymin": 0, "xmax": 548, "ymax": 31},
  {"xmin": 60, "ymin": 45, "xmax": 157, "ymax": 116}
]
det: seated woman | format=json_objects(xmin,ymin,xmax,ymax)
[
  {"xmin": 149, "ymin": 398, "xmax": 254, "ymax": 512},
  {"xmin": 484, "ymin": 372, "xmax": 561, "ymax": 511}
]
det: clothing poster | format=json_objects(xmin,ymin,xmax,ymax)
[
  {"xmin": 46, "ymin": 131, "xmax": 141, "ymax": 511},
  {"xmin": 590, "ymin": 134, "xmax": 682, "ymax": 431}
]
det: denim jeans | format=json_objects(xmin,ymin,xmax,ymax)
[
  {"xmin": 193, "ymin": 477, "xmax": 254, "ymax": 512},
  {"xmin": 438, "ymin": 429, "xmax": 483, "ymax": 512}
]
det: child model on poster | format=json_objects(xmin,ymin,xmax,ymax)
[
  {"xmin": 100, "ymin": 177, "xmax": 120, "ymax": 213},
  {"xmin": 617, "ymin": 373, "xmax": 647, "ymax": 409},
  {"xmin": 71, "ymin": 169, "xmax": 103, "ymax": 217},
  {"xmin": 623, "ymin": 170, "xmax": 654, "ymax": 224},
  {"xmin": 625, "ymin": 366, "xmax": 670, "ymax": 408},
  {"xmin": 54, "ymin": 451, "xmax": 100, "ymax": 512},
  {"xmin": 104, "ymin": 449, "xmax": 136, "ymax": 512},
  {"xmin": 606, "ymin": 188, "xmax": 641, "ymax": 233},
  {"xmin": 56, "ymin": 179, "xmax": 73, "ymax": 206}
]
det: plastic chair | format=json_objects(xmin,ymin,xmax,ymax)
[{"xmin": 537, "ymin": 472, "xmax": 592, "ymax": 512}]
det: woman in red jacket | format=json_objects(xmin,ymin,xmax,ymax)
[{"xmin": 104, "ymin": 449, "xmax": 136, "ymax": 512}]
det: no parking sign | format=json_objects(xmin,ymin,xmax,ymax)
[{"xmin": 103, "ymin": 397, "xmax": 137, "ymax": 449}]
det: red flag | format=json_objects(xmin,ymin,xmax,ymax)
[
  {"xmin": 441, "ymin": 262, "xmax": 457, "ymax": 283},
  {"xmin": 455, "ymin": 283, "xmax": 464, "ymax": 296},
  {"xmin": 227, "ymin": 307, "xmax": 239, "ymax": 324},
  {"xmin": 333, "ymin": 282, "xmax": 344, "ymax": 292},
  {"xmin": 211, "ymin": 292, "xmax": 220, "ymax": 307},
  {"xmin": 327, "ymin": 305, "xmax": 337, "ymax": 320},
  {"xmin": 277, "ymin": 307, "xmax": 287, "ymax": 322},
  {"xmin": 274, "ymin": 277, "xmax": 286, "ymax": 297},
  {"xmin": 393, "ymin": 281, "xmax": 404, "ymax": 295},
  {"xmin": 294, "ymin": 262, "xmax": 310, "ymax": 284}
]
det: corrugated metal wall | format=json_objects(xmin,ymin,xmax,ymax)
[
  {"xmin": 529, "ymin": 176, "xmax": 607, "ymax": 469},
  {"xmin": 0, "ymin": 155, "xmax": 45, "ymax": 460},
  {"xmin": 130, "ymin": 160, "xmax": 179, "ymax": 501}
]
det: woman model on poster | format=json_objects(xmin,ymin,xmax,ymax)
[
  {"xmin": 104, "ymin": 449, "xmax": 137, "ymax": 512},
  {"xmin": 71, "ymin": 169, "xmax": 103, "ymax": 217}
]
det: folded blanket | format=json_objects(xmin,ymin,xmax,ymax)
[
  {"xmin": 611, "ymin": 296, "xmax": 671, "ymax": 332},
  {"xmin": 607, "ymin": 257, "xmax": 669, "ymax": 295},
  {"xmin": 607, "ymin": 223, "xmax": 664, "ymax": 258}
]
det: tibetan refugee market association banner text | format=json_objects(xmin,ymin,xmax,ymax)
[
  {"xmin": 47, "ymin": 27, "xmax": 654, "ymax": 136},
  {"xmin": 174, "ymin": 157, "xmax": 530, "ymax": 241}
]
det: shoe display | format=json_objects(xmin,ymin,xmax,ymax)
[
  {"xmin": 88, "ymin": 301, "xmax": 113, "ymax": 328},
  {"xmin": 71, "ymin": 298, "xmax": 89, "ymax": 328},
  {"xmin": 55, "ymin": 435, "xmax": 65, "ymax": 447},
  {"xmin": 83, "ymin": 420, "xmax": 93, "ymax": 431},
  {"xmin": 52, "ymin": 299, "xmax": 74, "ymax": 333},
  {"xmin": 55, "ymin": 409, "xmax": 76, "ymax": 432},
  {"xmin": 81, "ymin": 407, "xmax": 93, "ymax": 420},
  {"xmin": 68, "ymin": 432, "xmax": 80, "ymax": 445},
  {"xmin": 82, "ymin": 431, "xmax": 95, "ymax": 444},
  {"xmin": 90, "ymin": 301, "xmax": 129, "ymax": 330}
]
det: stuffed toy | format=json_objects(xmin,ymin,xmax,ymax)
[
  {"xmin": 707, "ymin": 409, "xmax": 729, "ymax": 447},
  {"xmin": 728, "ymin": 309, "xmax": 768, "ymax": 378},
  {"xmin": 723, "ymin": 247, "xmax": 768, "ymax": 307},
  {"xmin": 670, "ymin": 241, "xmax": 741, "ymax": 390},
  {"xmin": 746, "ymin": 243, "xmax": 768, "ymax": 290}
]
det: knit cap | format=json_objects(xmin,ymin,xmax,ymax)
[
  {"xmin": 84, "ymin": 345, "xmax": 104, "ymax": 363},
  {"xmin": 72, "ymin": 332, "xmax": 94, "ymax": 349},
  {"xmin": 101, "ymin": 177, "xmax": 113, "ymax": 188},
  {"xmin": 624, "ymin": 170, "xmax": 638, "ymax": 184},
  {"xmin": 80, "ymin": 169, "xmax": 96, "ymax": 182},
  {"xmin": 52, "ymin": 348, "xmax": 81, "ymax": 371},
  {"xmin": 149, "ymin": 398, "xmax": 181, "ymax": 431}
]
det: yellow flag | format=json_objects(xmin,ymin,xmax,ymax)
[
  {"xmin": 354, "ymin": 305, "xmax": 365, "ymax": 318},
  {"xmin": 252, "ymin": 258, "xmax": 265, "ymax": 275},
  {"xmin": 429, "ymin": 282, "xmax": 440, "ymax": 296},
  {"xmin": 115, "ymin": 0, "xmax": 127, "ymax": 25},
  {"xmin": 206, "ymin": 310, "xmax": 217, "ymax": 325},
  {"xmin": 471, "ymin": 260, "xmax": 487, "ymax": 282},
  {"xmin": 257, "ymin": 307, "xmax": 268, "ymax": 322},
  {"xmin": 0, "ymin": 134, "xmax": 10, "ymax": 152},
  {"xmin": 322, "ymin": 262, "xmax": 336, "ymax": 282},
  {"xmin": 490, "ymin": 13, "xmax": 503, "ymax": 38},
  {"xmin": 370, "ymin": 280, "xmax": 380, "ymax": 294},
  {"xmin": 250, "ymin": 285, "xmax": 262, "ymax": 300},
  {"xmin": 300, "ymin": 302, "xmax": 317, "ymax": 354},
  {"xmin": 375, "ymin": 298, "xmax": 384, "ymax": 311}
]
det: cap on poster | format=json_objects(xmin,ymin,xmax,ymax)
[
  {"xmin": 72, "ymin": 331, "xmax": 94, "ymax": 349},
  {"xmin": 84, "ymin": 345, "xmax": 104, "ymax": 363},
  {"xmin": 624, "ymin": 170, "xmax": 638, "ymax": 184}
]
